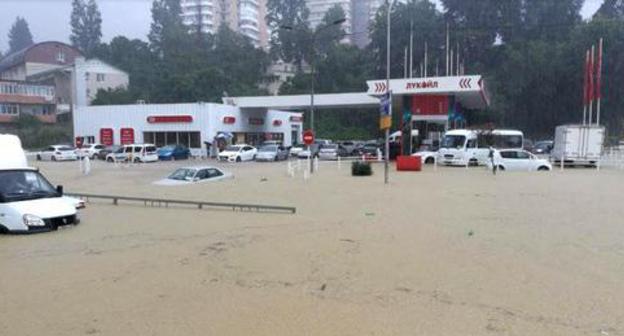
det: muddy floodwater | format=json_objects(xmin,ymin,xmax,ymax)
[{"xmin": 1, "ymin": 160, "xmax": 623, "ymax": 335}]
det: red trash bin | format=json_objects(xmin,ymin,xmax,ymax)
[{"xmin": 396, "ymin": 155, "xmax": 422, "ymax": 171}]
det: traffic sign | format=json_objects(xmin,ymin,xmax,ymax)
[
  {"xmin": 303, "ymin": 130, "xmax": 315, "ymax": 145},
  {"xmin": 379, "ymin": 91, "xmax": 391, "ymax": 116}
]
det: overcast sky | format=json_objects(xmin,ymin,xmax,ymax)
[{"xmin": 0, "ymin": 0, "xmax": 606, "ymax": 54}]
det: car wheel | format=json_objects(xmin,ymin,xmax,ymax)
[
  {"xmin": 51, "ymin": 156, "xmax": 57, "ymax": 161},
  {"xmin": 537, "ymin": 166, "xmax": 550, "ymax": 171},
  {"xmin": 425, "ymin": 157, "xmax": 434, "ymax": 164},
  {"xmin": 497, "ymin": 165, "xmax": 505, "ymax": 171},
  {"xmin": 106, "ymin": 157, "xmax": 114, "ymax": 163},
  {"xmin": 134, "ymin": 157, "xmax": 141, "ymax": 163},
  {"xmin": 36, "ymin": 154, "xmax": 42, "ymax": 161},
  {"xmin": 236, "ymin": 156, "xmax": 242, "ymax": 162}
]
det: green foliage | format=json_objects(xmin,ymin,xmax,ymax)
[
  {"xmin": 8, "ymin": 17, "xmax": 34, "ymax": 53},
  {"xmin": 70, "ymin": 0, "xmax": 102, "ymax": 56},
  {"xmin": 351, "ymin": 161, "xmax": 373, "ymax": 176},
  {"xmin": 267, "ymin": 0, "xmax": 311, "ymax": 70},
  {"xmin": 10, "ymin": 115, "xmax": 72, "ymax": 150}
]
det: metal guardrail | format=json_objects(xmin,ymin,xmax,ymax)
[{"xmin": 66, "ymin": 192, "xmax": 296, "ymax": 214}]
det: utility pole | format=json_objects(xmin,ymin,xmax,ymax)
[{"xmin": 384, "ymin": 0, "xmax": 392, "ymax": 185}]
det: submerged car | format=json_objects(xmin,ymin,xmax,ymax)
[
  {"xmin": 153, "ymin": 166, "xmax": 232, "ymax": 186},
  {"xmin": 255, "ymin": 145, "xmax": 289, "ymax": 162},
  {"xmin": 487, "ymin": 149, "xmax": 552, "ymax": 172},
  {"xmin": 157, "ymin": 145, "xmax": 191, "ymax": 161},
  {"xmin": 318, "ymin": 144, "xmax": 348, "ymax": 160},
  {"xmin": 533, "ymin": 140, "xmax": 554, "ymax": 155}
]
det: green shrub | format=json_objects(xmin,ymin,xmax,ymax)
[{"xmin": 351, "ymin": 161, "xmax": 373, "ymax": 176}]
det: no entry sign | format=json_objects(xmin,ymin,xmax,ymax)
[{"xmin": 303, "ymin": 130, "xmax": 315, "ymax": 145}]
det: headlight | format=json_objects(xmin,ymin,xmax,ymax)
[{"xmin": 23, "ymin": 214, "xmax": 45, "ymax": 227}]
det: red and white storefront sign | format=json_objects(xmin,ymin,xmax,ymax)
[
  {"xmin": 100, "ymin": 128, "xmax": 114, "ymax": 146},
  {"xmin": 120, "ymin": 128, "xmax": 135, "ymax": 145},
  {"xmin": 147, "ymin": 115, "xmax": 193, "ymax": 123}
]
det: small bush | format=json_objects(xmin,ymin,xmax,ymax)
[{"xmin": 351, "ymin": 161, "xmax": 373, "ymax": 176}]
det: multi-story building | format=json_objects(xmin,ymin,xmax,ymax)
[
  {"xmin": 180, "ymin": 0, "xmax": 269, "ymax": 49},
  {"xmin": 0, "ymin": 41, "xmax": 83, "ymax": 81},
  {"xmin": 306, "ymin": 0, "xmax": 353, "ymax": 43},
  {"xmin": 306, "ymin": 0, "xmax": 405, "ymax": 48},
  {"xmin": 0, "ymin": 80, "xmax": 56, "ymax": 125}
]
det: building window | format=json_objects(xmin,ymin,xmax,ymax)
[
  {"xmin": 143, "ymin": 131, "xmax": 201, "ymax": 148},
  {"xmin": 96, "ymin": 73, "xmax": 106, "ymax": 82},
  {"xmin": 0, "ymin": 104, "xmax": 19, "ymax": 115},
  {"xmin": 56, "ymin": 51, "xmax": 66, "ymax": 62}
]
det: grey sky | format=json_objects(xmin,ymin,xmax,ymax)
[{"xmin": 0, "ymin": 0, "xmax": 606, "ymax": 54}]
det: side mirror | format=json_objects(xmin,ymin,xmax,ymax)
[{"xmin": 56, "ymin": 185, "xmax": 64, "ymax": 196}]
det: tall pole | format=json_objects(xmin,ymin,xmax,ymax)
[
  {"xmin": 409, "ymin": 19, "xmax": 414, "ymax": 78},
  {"xmin": 404, "ymin": 47, "xmax": 408, "ymax": 78},
  {"xmin": 583, "ymin": 49, "xmax": 589, "ymax": 125},
  {"xmin": 450, "ymin": 49, "xmax": 454, "ymax": 77},
  {"xmin": 385, "ymin": 0, "xmax": 392, "ymax": 185},
  {"xmin": 310, "ymin": 39, "xmax": 316, "ymax": 173},
  {"xmin": 596, "ymin": 38, "xmax": 603, "ymax": 126},
  {"xmin": 456, "ymin": 42, "xmax": 460, "ymax": 76},
  {"xmin": 424, "ymin": 42, "xmax": 428, "ymax": 77},
  {"xmin": 589, "ymin": 45, "xmax": 595, "ymax": 125},
  {"xmin": 446, "ymin": 22, "xmax": 450, "ymax": 76}
]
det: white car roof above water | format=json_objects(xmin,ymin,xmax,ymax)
[{"xmin": 0, "ymin": 134, "xmax": 28, "ymax": 169}]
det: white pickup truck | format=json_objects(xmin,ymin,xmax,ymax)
[{"xmin": 0, "ymin": 134, "xmax": 84, "ymax": 234}]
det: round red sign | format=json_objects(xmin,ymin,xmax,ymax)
[{"xmin": 303, "ymin": 130, "xmax": 315, "ymax": 145}]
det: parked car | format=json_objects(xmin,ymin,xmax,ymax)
[
  {"xmin": 318, "ymin": 144, "xmax": 348, "ymax": 160},
  {"xmin": 218, "ymin": 144, "xmax": 257, "ymax": 162},
  {"xmin": 358, "ymin": 143, "xmax": 382, "ymax": 156},
  {"xmin": 255, "ymin": 145, "xmax": 289, "ymax": 162},
  {"xmin": 533, "ymin": 140, "xmax": 554, "ymax": 155},
  {"xmin": 290, "ymin": 144, "xmax": 305, "ymax": 157},
  {"xmin": 97, "ymin": 145, "xmax": 121, "ymax": 160},
  {"xmin": 412, "ymin": 150, "xmax": 438, "ymax": 164},
  {"xmin": 157, "ymin": 145, "xmax": 190, "ymax": 161},
  {"xmin": 297, "ymin": 144, "xmax": 322, "ymax": 159},
  {"xmin": 523, "ymin": 139, "xmax": 535, "ymax": 153},
  {"xmin": 36, "ymin": 145, "xmax": 78, "ymax": 161},
  {"xmin": 338, "ymin": 141, "xmax": 360, "ymax": 155},
  {"xmin": 487, "ymin": 149, "xmax": 552, "ymax": 172},
  {"xmin": 77, "ymin": 143, "xmax": 105, "ymax": 159},
  {"xmin": 153, "ymin": 166, "xmax": 232, "ymax": 186},
  {"xmin": 106, "ymin": 144, "xmax": 159, "ymax": 163}
]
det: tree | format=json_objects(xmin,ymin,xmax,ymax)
[
  {"xmin": 8, "ymin": 17, "xmax": 34, "ymax": 53},
  {"xmin": 315, "ymin": 4, "xmax": 347, "ymax": 56},
  {"xmin": 148, "ymin": 0, "xmax": 188, "ymax": 59},
  {"xmin": 594, "ymin": 0, "xmax": 624, "ymax": 20},
  {"xmin": 267, "ymin": 0, "xmax": 311, "ymax": 70},
  {"xmin": 70, "ymin": 0, "xmax": 102, "ymax": 56}
]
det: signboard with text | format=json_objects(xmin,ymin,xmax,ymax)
[{"xmin": 120, "ymin": 128, "xmax": 135, "ymax": 145}]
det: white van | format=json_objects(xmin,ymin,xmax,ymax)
[
  {"xmin": 105, "ymin": 144, "xmax": 159, "ymax": 163},
  {"xmin": 0, "ymin": 134, "xmax": 83, "ymax": 234},
  {"xmin": 437, "ymin": 129, "xmax": 524, "ymax": 166}
]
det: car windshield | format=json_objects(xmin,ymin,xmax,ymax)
[
  {"xmin": 441, "ymin": 135, "xmax": 466, "ymax": 149},
  {"xmin": 0, "ymin": 170, "xmax": 58, "ymax": 202},
  {"xmin": 58, "ymin": 146, "xmax": 75, "ymax": 151},
  {"xmin": 168, "ymin": 168, "xmax": 197, "ymax": 181},
  {"xmin": 323, "ymin": 144, "xmax": 338, "ymax": 150},
  {"xmin": 224, "ymin": 146, "xmax": 241, "ymax": 152},
  {"xmin": 259, "ymin": 145, "xmax": 278, "ymax": 152},
  {"xmin": 160, "ymin": 145, "xmax": 175, "ymax": 151}
]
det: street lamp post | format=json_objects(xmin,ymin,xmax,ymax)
[
  {"xmin": 384, "ymin": 0, "xmax": 396, "ymax": 185},
  {"xmin": 281, "ymin": 18, "xmax": 346, "ymax": 173}
]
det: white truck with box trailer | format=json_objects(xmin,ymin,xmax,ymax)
[
  {"xmin": 551, "ymin": 125, "xmax": 605, "ymax": 167},
  {"xmin": 0, "ymin": 134, "xmax": 83, "ymax": 234}
]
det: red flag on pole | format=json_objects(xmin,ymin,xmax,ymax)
[
  {"xmin": 589, "ymin": 46, "xmax": 595, "ymax": 102},
  {"xmin": 583, "ymin": 50, "xmax": 589, "ymax": 107},
  {"xmin": 596, "ymin": 40, "xmax": 603, "ymax": 100}
]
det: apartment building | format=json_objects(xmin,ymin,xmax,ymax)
[
  {"xmin": 0, "ymin": 80, "xmax": 56, "ymax": 124},
  {"xmin": 180, "ymin": 0, "xmax": 269, "ymax": 49}
]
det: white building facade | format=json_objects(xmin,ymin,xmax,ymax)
[
  {"xmin": 73, "ymin": 103, "xmax": 303, "ymax": 151},
  {"xmin": 180, "ymin": 0, "xmax": 269, "ymax": 49}
]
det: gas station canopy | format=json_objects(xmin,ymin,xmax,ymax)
[{"xmin": 224, "ymin": 75, "xmax": 489, "ymax": 111}]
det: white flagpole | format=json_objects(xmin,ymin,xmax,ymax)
[
  {"xmin": 409, "ymin": 20, "xmax": 414, "ymax": 78},
  {"xmin": 456, "ymin": 42, "xmax": 460, "ymax": 76},
  {"xmin": 589, "ymin": 45, "xmax": 595, "ymax": 125},
  {"xmin": 446, "ymin": 22, "xmax": 450, "ymax": 76},
  {"xmin": 424, "ymin": 41, "xmax": 428, "ymax": 77},
  {"xmin": 450, "ymin": 49, "xmax": 454, "ymax": 77},
  {"xmin": 597, "ymin": 38, "xmax": 603, "ymax": 126},
  {"xmin": 404, "ymin": 47, "xmax": 408, "ymax": 78}
]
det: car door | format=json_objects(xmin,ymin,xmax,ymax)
[
  {"xmin": 499, "ymin": 150, "xmax": 518, "ymax": 170},
  {"xmin": 514, "ymin": 150, "xmax": 534, "ymax": 171},
  {"xmin": 41, "ymin": 146, "xmax": 54, "ymax": 160},
  {"xmin": 242, "ymin": 146, "xmax": 254, "ymax": 161}
]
